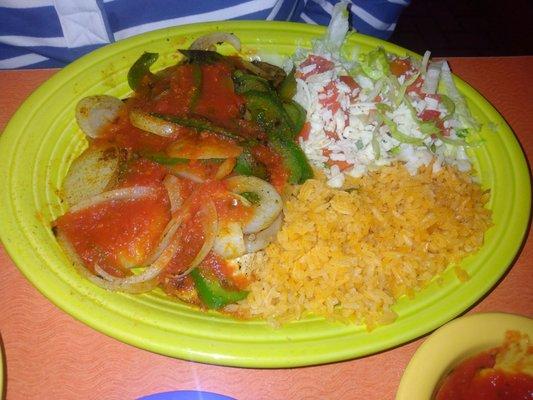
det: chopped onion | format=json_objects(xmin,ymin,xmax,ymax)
[
  {"xmin": 177, "ymin": 201, "xmax": 218, "ymax": 277},
  {"xmin": 244, "ymin": 213, "xmax": 282, "ymax": 253},
  {"xmin": 57, "ymin": 231, "xmax": 159, "ymax": 293},
  {"xmin": 189, "ymin": 32, "xmax": 241, "ymax": 52},
  {"xmin": 163, "ymin": 175, "xmax": 183, "ymax": 213},
  {"xmin": 423, "ymin": 61, "xmax": 443, "ymax": 95},
  {"xmin": 215, "ymin": 157, "xmax": 236, "ymax": 180},
  {"xmin": 421, "ymin": 50, "xmax": 431, "ymax": 75},
  {"xmin": 129, "ymin": 109, "xmax": 181, "ymax": 137},
  {"xmin": 225, "ymin": 176, "xmax": 282, "ymax": 234},
  {"xmin": 68, "ymin": 186, "xmax": 157, "ymax": 214},
  {"xmin": 76, "ymin": 95, "xmax": 124, "ymax": 138}
]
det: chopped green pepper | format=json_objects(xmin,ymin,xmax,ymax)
[
  {"xmin": 190, "ymin": 63, "xmax": 203, "ymax": 110},
  {"xmin": 145, "ymin": 154, "xmax": 188, "ymax": 165},
  {"xmin": 270, "ymin": 134, "xmax": 313, "ymax": 184},
  {"xmin": 128, "ymin": 52, "xmax": 159, "ymax": 91},
  {"xmin": 239, "ymin": 191, "xmax": 261, "ymax": 205},
  {"xmin": 243, "ymin": 90, "xmax": 294, "ymax": 140},
  {"xmin": 233, "ymin": 70, "xmax": 272, "ymax": 94},
  {"xmin": 234, "ymin": 149, "xmax": 268, "ymax": 179},
  {"xmin": 178, "ymin": 49, "xmax": 224, "ymax": 65},
  {"xmin": 282, "ymin": 100, "xmax": 306, "ymax": 136},
  {"xmin": 278, "ymin": 68, "xmax": 297, "ymax": 101},
  {"xmin": 190, "ymin": 268, "xmax": 248, "ymax": 309},
  {"xmin": 151, "ymin": 113, "xmax": 241, "ymax": 140}
]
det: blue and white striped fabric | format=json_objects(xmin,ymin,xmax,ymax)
[{"xmin": 0, "ymin": 0, "xmax": 410, "ymax": 69}]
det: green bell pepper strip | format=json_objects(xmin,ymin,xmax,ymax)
[
  {"xmin": 242, "ymin": 90, "xmax": 295, "ymax": 140},
  {"xmin": 178, "ymin": 49, "xmax": 224, "ymax": 65},
  {"xmin": 233, "ymin": 70, "xmax": 272, "ymax": 94},
  {"xmin": 189, "ymin": 64, "xmax": 203, "ymax": 111},
  {"xmin": 282, "ymin": 100, "xmax": 306, "ymax": 137},
  {"xmin": 234, "ymin": 148, "xmax": 268, "ymax": 180},
  {"xmin": 270, "ymin": 134, "xmax": 313, "ymax": 184},
  {"xmin": 277, "ymin": 68, "xmax": 297, "ymax": 101},
  {"xmin": 190, "ymin": 268, "xmax": 248, "ymax": 309},
  {"xmin": 128, "ymin": 52, "xmax": 159, "ymax": 91},
  {"xmin": 151, "ymin": 113, "xmax": 241, "ymax": 141},
  {"xmin": 145, "ymin": 154, "xmax": 188, "ymax": 165}
]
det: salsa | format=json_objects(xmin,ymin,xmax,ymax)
[{"xmin": 435, "ymin": 331, "xmax": 533, "ymax": 400}]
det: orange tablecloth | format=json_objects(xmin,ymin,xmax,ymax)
[{"xmin": 1, "ymin": 57, "xmax": 532, "ymax": 400}]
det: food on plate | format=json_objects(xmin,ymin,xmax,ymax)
[
  {"xmin": 54, "ymin": 2, "xmax": 491, "ymax": 325},
  {"xmin": 435, "ymin": 330, "xmax": 533, "ymax": 400}
]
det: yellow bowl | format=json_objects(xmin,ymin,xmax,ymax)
[{"xmin": 396, "ymin": 312, "xmax": 533, "ymax": 400}]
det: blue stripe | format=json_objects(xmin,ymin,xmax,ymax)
[
  {"xmin": 0, "ymin": 43, "xmax": 104, "ymax": 65},
  {"xmin": 104, "ymin": 0, "xmax": 251, "ymax": 32},
  {"xmin": 19, "ymin": 57, "xmax": 64, "ymax": 69},
  {"xmin": 270, "ymin": 0, "xmax": 301, "ymax": 20},
  {"xmin": 351, "ymin": 0, "xmax": 408, "ymax": 24},
  {"xmin": 298, "ymin": 0, "xmax": 331, "ymax": 25},
  {"xmin": 0, "ymin": 6, "xmax": 63, "ymax": 37},
  {"xmin": 349, "ymin": 15, "xmax": 393, "ymax": 39}
]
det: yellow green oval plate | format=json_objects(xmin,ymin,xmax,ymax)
[{"xmin": 0, "ymin": 21, "xmax": 530, "ymax": 368}]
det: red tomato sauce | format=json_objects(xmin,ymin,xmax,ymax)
[
  {"xmin": 56, "ymin": 189, "xmax": 170, "ymax": 277},
  {"xmin": 436, "ymin": 349, "xmax": 533, "ymax": 400}
]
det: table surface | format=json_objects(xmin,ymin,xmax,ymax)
[{"xmin": 1, "ymin": 56, "xmax": 532, "ymax": 400}]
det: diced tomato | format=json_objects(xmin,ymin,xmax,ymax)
[
  {"xmin": 298, "ymin": 122, "xmax": 311, "ymax": 141},
  {"xmin": 322, "ymin": 148, "xmax": 352, "ymax": 171},
  {"xmin": 320, "ymin": 81, "xmax": 341, "ymax": 114},
  {"xmin": 406, "ymin": 75, "xmax": 424, "ymax": 97},
  {"xmin": 419, "ymin": 109, "xmax": 441, "ymax": 122},
  {"xmin": 297, "ymin": 55, "xmax": 335, "ymax": 80},
  {"xmin": 339, "ymin": 75, "xmax": 360, "ymax": 101},
  {"xmin": 389, "ymin": 58, "xmax": 412, "ymax": 77}
]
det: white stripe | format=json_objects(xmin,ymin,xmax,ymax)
[
  {"xmin": 266, "ymin": 0, "xmax": 284, "ymax": 20},
  {"xmin": 300, "ymin": 12, "xmax": 317, "ymax": 24},
  {"xmin": 54, "ymin": 0, "xmax": 111, "ymax": 47},
  {"xmin": 387, "ymin": 0, "xmax": 409, "ymax": 5},
  {"xmin": 0, "ymin": 35, "xmax": 65, "ymax": 47},
  {"xmin": 0, "ymin": 53, "xmax": 49, "ymax": 68},
  {"xmin": 113, "ymin": 0, "xmax": 274, "ymax": 40},
  {"xmin": 312, "ymin": 0, "xmax": 334, "ymax": 14},
  {"xmin": 0, "ymin": 0, "xmax": 53, "ymax": 8},
  {"xmin": 350, "ymin": 3, "xmax": 396, "ymax": 31}
]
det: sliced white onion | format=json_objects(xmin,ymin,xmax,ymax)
[
  {"xmin": 57, "ymin": 231, "xmax": 159, "ymax": 293},
  {"xmin": 244, "ymin": 213, "xmax": 282, "ymax": 253},
  {"xmin": 214, "ymin": 157, "xmax": 236, "ymax": 180},
  {"xmin": 213, "ymin": 221, "xmax": 246, "ymax": 259},
  {"xmin": 189, "ymin": 32, "xmax": 241, "ymax": 52},
  {"xmin": 129, "ymin": 109, "xmax": 181, "ymax": 137},
  {"xmin": 177, "ymin": 200, "xmax": 219, "ymax": 277},
  {"xmin": 421, "ymin": 50, "xmax": 431, "ymax": 75},
  {"xmin": 171, "ymin": 170, "xmax": 205, "ymax": 183},
  {"xmin": 68, "ymin": 186, "xmax": 157, "ymax": 214},
  {"xmin": 166, "ymin": 138, "xmax": 243, "ymax": 160},
  {"xmin": 163, "ymin": 175, "xmax": 183, "ymax": 213},
  {"xmin": 225, "ymin": 176, "xmax": 282, "ymax": 234},
  {"xmin": 62, "ymin": 144, "xmax": 120, "ymax": 208},
  {"xmin": 76, "ymin": 95, "xmax": 124, "ymax": 138}
]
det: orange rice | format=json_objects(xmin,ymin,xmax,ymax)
[{"xmin": 231, "ymin": 163, "xmax": 492, "ymax": 328}]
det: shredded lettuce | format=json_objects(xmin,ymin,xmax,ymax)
[
  {"xmin": 359, "ymin": 48, "xmax": 390, "ymax": 80},
  {"xmin": 440, "ymin": 61, "xmax": 481, "ymax": 131},
  {"xmin": 324, "ymin": 1, "xmax": 350, "ymax": 52}
]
